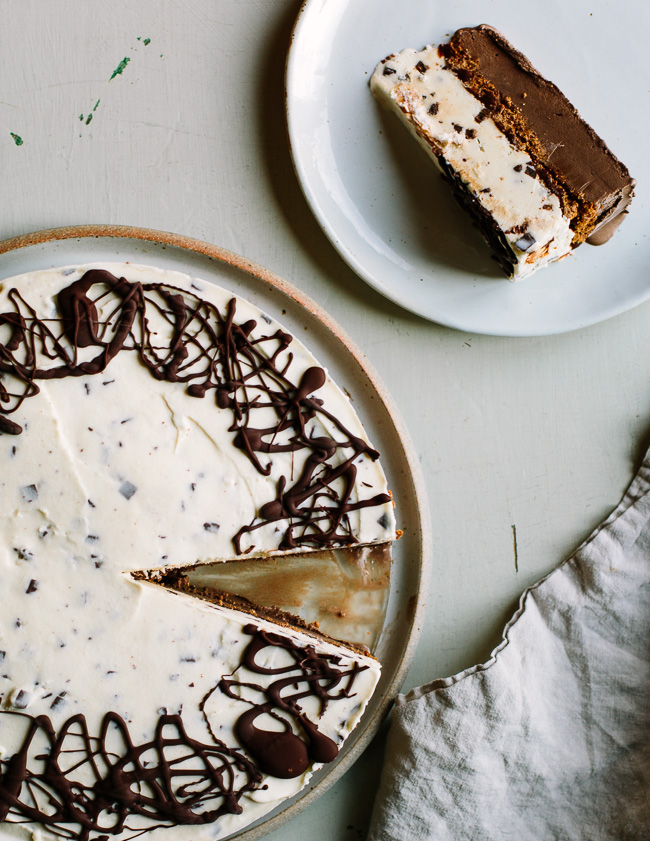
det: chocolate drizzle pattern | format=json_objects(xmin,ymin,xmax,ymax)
[
  {"xmin": 0, "ymin": 269, "xmax": 391, "ymax": 553},
  {"xmin": 210, "ymin": 625, "xmax": 368, "ymax": 780},
  {"xmin": 0, "ymin": 625, "xmax": 370, "ymax": 840},
  {"xmin": 0, "ymin": 711, "xmax": 262, "ymax": 841}
]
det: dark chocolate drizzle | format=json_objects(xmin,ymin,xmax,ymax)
[
  {"xmin": 0, "ymin": 269, "xmax": 391, "ymax": 552},
  {"xmin": 0, "ymin": 624, "xmax": 371, "ymax": 838},
  {"xmin": 0, "ymin": 711, "xmax": 262, "ymax": 840},
  {"xmin": 212, "ymin": 625, "xmax": 367, "ymax": 780}
]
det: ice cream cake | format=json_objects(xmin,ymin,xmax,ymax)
[
  {"xmin": 370, "ymin": 25, "xmax": 635, "ymax": 279},
  {"xmin": 0, "ymin": 263, "xmax": 395, "ymax": 841}
]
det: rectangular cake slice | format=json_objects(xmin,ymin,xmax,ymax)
[{"xmin": 370, "ymin": 25, "xmax": 635, "ymax": 279}]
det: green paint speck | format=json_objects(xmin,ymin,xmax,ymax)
[
  {"xmin": 79, "ymin": 113, "xmax": 84, "ymax": 122},
  {"xmin": 143, "ymin": 38, "xmax": 150, "ymax": 46},
  {"xmin": 10, "ymin": 132, "xmax": 23, "ymax": 146},
  {"xmin": 85, "ymin": 113, "xmax": 93, "ymax": 125},
  {"xmin": 109, "ymin": 56, "xmax": 130, "ymax": 81},
  {"xmin": 93, "ymin": 99, "xmax": 100, "ymax": 112}
]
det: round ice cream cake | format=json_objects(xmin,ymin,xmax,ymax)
[{"xmin": 0, "ymin": 264, "xmax": 396, "ymax": 841}]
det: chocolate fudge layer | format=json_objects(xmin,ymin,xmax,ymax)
[{"xmin": 371, "ymin": 25, "xmax": 634, "ymax": 279}]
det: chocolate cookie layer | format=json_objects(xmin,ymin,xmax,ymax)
[{"xmin": 442, "ymin": 25, "xmax": 635, "ymax": 246}]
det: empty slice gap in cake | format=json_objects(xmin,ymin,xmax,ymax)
[
  {"xmin": 133, "ymin": 542, "xmax": 393, "ymax": 653},
  {"xmin": 370, "ymin": 24, "xmax": 635, "ymax": 280}
]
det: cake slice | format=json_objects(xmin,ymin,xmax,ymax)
[{"xmin": 370, "ymin": 25, "xmax": 635, "ymax": 279}]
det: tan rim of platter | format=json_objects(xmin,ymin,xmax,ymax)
[{"xmin": 0, "ymin": 224, "xmax": 433, "ymax": 840}]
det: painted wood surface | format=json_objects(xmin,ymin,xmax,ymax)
[{"xmin": 2, "ymin": 1, "xmax": 650, "ymax": 838}]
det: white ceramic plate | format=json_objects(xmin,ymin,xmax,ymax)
[
  {"xmin": 286, "ymin": 0, "xmax": 650, "ymax": 336},
  {"xmin": 0, "ymin": 225, "xmax": 430, "ymax": 840}
]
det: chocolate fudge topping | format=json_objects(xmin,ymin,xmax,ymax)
[{"xmin": 441, "ymin": 25, "xmax": 635, "ymax": 244}]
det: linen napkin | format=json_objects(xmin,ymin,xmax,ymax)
[{"xmin": 369, "ymin": 449, "xmax": 650, "ymax": 841}]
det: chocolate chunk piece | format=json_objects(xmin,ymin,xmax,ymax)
[{"xmin": 119, "ymin": 480, "xmax": 137, "ymax": 500}]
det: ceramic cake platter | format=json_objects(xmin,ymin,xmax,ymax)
[
  {"xmin": 0, "ymin": 226, "xmax": 430, "ymax": 841},
  {"xmin": 286, "ymin": 0, "xmax": 650, "ymax": 336}
]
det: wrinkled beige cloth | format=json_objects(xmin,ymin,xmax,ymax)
[{"xmin": 369, "ymin": 451, "xmax": 650, "ymax": 841}]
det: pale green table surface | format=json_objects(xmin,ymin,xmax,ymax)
[{"xmin": 2, "ymin": 1, "xmax": 650, "ymax": 838}]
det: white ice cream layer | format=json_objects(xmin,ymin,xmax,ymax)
[{"xmin": 371, "ymin": 45, "xmax": 574, "ymax": 279}]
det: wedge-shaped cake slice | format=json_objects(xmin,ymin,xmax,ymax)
[
  {"xmin": 371, "ymin": 25, "xmax": 634, "ymax": 279},
  {"xmin": 0, "ymin": 263, "xmax": 393, "ymax": 841}
]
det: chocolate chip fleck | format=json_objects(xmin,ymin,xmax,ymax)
[
  {"xmin": 86, "ymin": 535, "xmax": 99, "ymax": 543},
  {"xmin": 475, "ymin": 108, "xmax": 489, "ymax": 123},
  {"xmin": 514, "ymin": 164, "xmax": 523, "ymax": 172},
  {"xmin": 480, "ymin": 187, "xmax": 491, "ymax": 194},
  {"xmin": 525, "ymin": 164, "xmax": 536, "ymax": 178},
  {"xmin": 26, "ymin": 579, "xmax": 38, "ymax": 594},
  {"xmin": 13, "ymin": 689, "xmax": 29, "ymax": 709},
  {"xmin": 377, "ymin": 513, "xmax": 390, "ymax": 529},
  {"xmin": 50, "ymin": 691, "xmax": 67, "ymax": 709},
  {"xmin": 203, "ymin": 522, "xmax": 220, "ymax": 533},
  {"xmin": 453, "ymin": 123, "xmax": 463, "ymax": 133},
  {"xmin": 415, "ymin": 60, "xmax": 428, "ymax": 74},
  {"xmin": 465, "ymin": 128, "xmax": 476, "ymax": 139},
  {"xmin": 515, "ymin": 231, "xmax": 537, "ymax": 252},
  {"xmin": 13, "ymin": 548, "xmax": 33, "ymax": 561},
  {"xmin": 382, "ymin": 66, "xmax": 396, "ymax": 76},
  {"xmin": 21, "ymin": 484, "xmax": 38, "ymax": 502},
  {"xmin": 428, "ymin": 102, "xmax": 439, "ymax": 116},
  {"xmin": 119, "ymin": 480, "xmax": 137, "ymax": 500}
]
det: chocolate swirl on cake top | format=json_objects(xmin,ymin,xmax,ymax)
[
  {"xmin": 0, "ymin": 625, "xmax": 369, "ymax": 841},
  {"xmin": 0, "ymin": 711, "xmax": 262, "ymax": 841},
  {"xmin": 214, "ymin": 624, "xmax": 367, "ymax": 779},
  {"xmin": 0, "ymin": 269, "xmax": 391, "ymax": 553}
]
